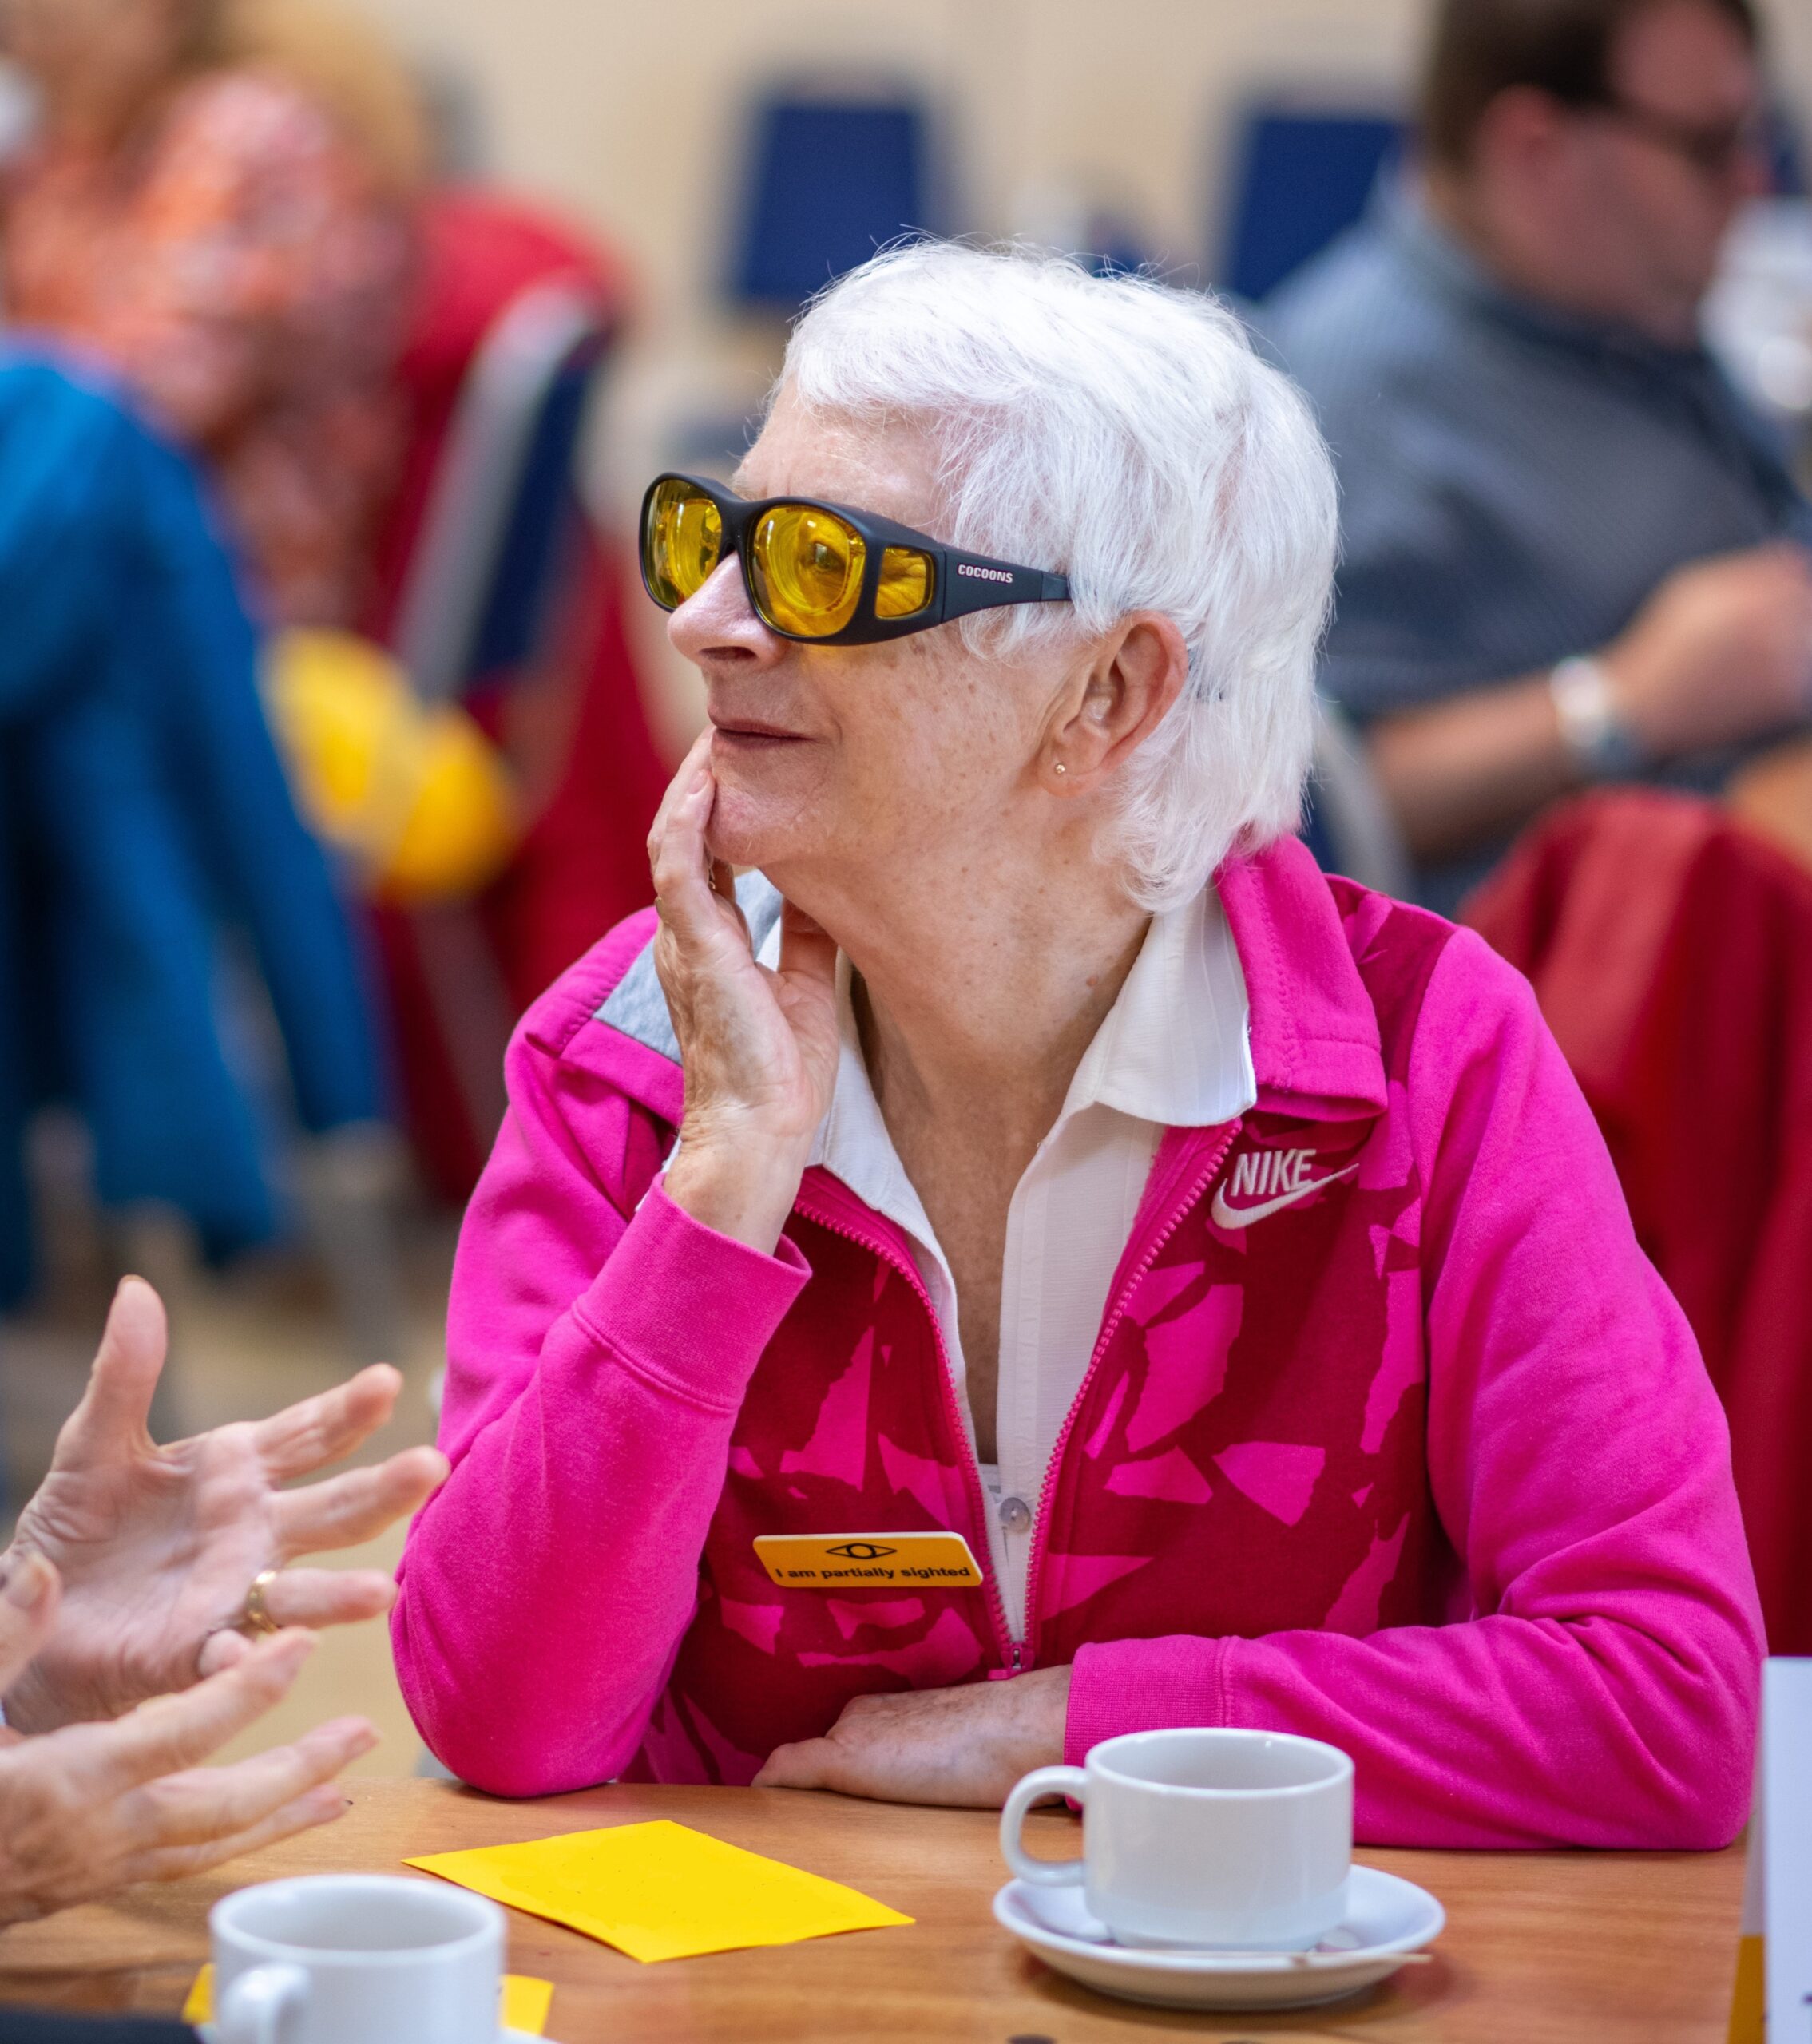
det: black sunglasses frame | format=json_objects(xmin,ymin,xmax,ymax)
[{"xmin": 640, "ymin": 472, "xmax": 1071, "ymax": 648}]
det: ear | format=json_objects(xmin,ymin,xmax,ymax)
[
  {"xmin": 1473, "ymin": 85, "xmax": 1576, "ymax": 188},
  {"xmin": 1042, "ymin": 612, "xmax": 1188, "ymax": 795}
]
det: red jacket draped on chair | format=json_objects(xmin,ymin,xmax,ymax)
[{"xmin": 1468, "ymin": 788, "xmax": 1812, "ymax": 1653}]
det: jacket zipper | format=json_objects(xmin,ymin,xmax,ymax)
[
  {"xmin": 1020, "ymin": 1118, "xmax": 1243, "ymax": 1667},
  {"xmin": 791, "ymin": 1188, "xmax": 1020, "ymax": 1675}
]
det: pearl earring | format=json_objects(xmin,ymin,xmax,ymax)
[{"xmin": 1053, "ymin": 763, "xmax": 1068, "ymax": 777}]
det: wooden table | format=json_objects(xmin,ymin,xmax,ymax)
[{"xmin": 0, "ymin": 1779, "xmax": 1743, "ymax": 2042}]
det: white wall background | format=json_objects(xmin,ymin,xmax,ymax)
[
  {"xmin": 344, "ymin": 0, "xmax": 1812, "ymax": 323},
  {"xmin": 338, "ymin": 0, "xmax": 1812, "ymax": 747}
]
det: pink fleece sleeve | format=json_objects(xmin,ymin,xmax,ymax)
[
  {"xmin": 390, "ymin": 1024, "xmax": 809, "ymax": 1796},
  {"xmin": 1066, "ymin": 925, "xmax": 1763, "ymax": 1848}
]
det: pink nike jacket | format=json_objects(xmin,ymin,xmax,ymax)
[{"xmin": 392, "ymin": 837, "xmax": 1763, "ymax": 1847}]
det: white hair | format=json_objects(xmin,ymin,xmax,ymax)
[{"xmin": 776, "ymin": 241, "xmax": 1338, "ymax": 911}]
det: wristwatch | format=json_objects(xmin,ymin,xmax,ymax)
[{"xmin": 1548, "ymin": 655, "xmax": 1643, "ymax": 779}]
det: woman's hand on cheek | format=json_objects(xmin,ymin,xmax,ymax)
[
  {"xmin": 752, "ymin": 1666, "xmax": 1072, "ymax": 1808},
  {"xmin": 650, "ymin": 735, "xmax": 839, "ymax": 1253}
]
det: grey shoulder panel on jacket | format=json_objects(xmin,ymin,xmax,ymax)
[{"xmin": 592, "ymin": 870, "xmax": 785, "ymax": 1064}]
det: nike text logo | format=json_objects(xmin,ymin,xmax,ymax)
[{"xmin": 1210, "ymin": 1149, "xmax": 1358, "ymax": 1230}]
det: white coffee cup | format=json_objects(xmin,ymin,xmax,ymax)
[
  {"xmin": 1000, "ymin": 1727, "xmax": 1354, "ymax": 1951},
  {"xmin": 209, "ymin": 1873, "xmax": 505, "ymax": 2044}
]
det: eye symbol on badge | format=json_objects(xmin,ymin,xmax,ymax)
[{"xmin": 824, "ymin": 1541, "xmax": 898, "ymax": 1561}]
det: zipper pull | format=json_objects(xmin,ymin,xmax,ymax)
[{"xmin": 989, "ymin": 1640, "xmax": 1025, "ymax": 1681}]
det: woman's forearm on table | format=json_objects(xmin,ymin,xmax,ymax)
[
  {"xmin": 1068, "ymin": 1593, "xmax": 1755, "ymax": 1848},
  {"xmin": 391, "ymin": 1186, "xmax": 810, "ymax": 1796}
]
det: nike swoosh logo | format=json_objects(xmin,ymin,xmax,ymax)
[{"xmin": 1210, "ymin": 1162, "xmax": 1359, "ymax": 1230}]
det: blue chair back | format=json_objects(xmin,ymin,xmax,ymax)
[
  {"xmin": 467, "ymin": 355, "xmax": 597, "ymax": 681},
  {"xmin": 1765, "ymin": 101, "xmax": 1806, "ymax": 195},
  {"xmin": 730, "ymin": 93, "xmax": 935, "ymax": 310},
  {"xmin": 1219, "ymin": 107, "xmax": 1405, "ymax": 303},
  {"xmin": 391, "ymin": 282, "xmax": 614, "ymax": 704}
]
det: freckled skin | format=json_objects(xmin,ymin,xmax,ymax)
[{"xmin": 688, "ymin": 399, "xmax": 1045, "ymax": 886}]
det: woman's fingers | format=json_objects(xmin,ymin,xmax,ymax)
[
  {"xmin": 73, "ymin": 1632, "xmax": 316, "ymax": 1797},
  {"xmin": 650, "ymin": 766, "xmax": 726, "ymax": 949},
  {"xmin": 192, "ymin": 1628, "xmax": 252, "ymax": 1679},
  {"xmin": 119, "ymin": 1715, "xmax": 375, "ymax": 1853},
  {"xmin": 272, "ymin": 1448, "xmax": 447, "ymax": 1556},
  {"xmin": 644, "ymin": 730, "xmax": 716, "ymax": 909},
  {"xmin": 243, "ymin": 1566, "xmax": 399, "ymax": 1631},
  {"xmin": 122, "ymin": 1780, "xmax": 351, "ymax": 1887},
  {"xmin": 711, "ymin": 856, "xmax": 752, "ymax": 948},
  {"xmin": 0, "ymin": 1647, "xmax": 359, "ymax": 1923},
  {"xmin": 778, "ymin": 899, "xmax": 838, "ymax": 992},
  {"xmin": 252, "ymin": 1363, "xmax": 403, "ymax": 1481},
  {"xmin": 646, "ymin": 727, "xmax": 715, "ymax": 847},
  {"xmin": 194, "ymin": 1570, "xmax": 398, "ymax": 1678},
  {"xmin": 0, "ymin": 1553, "xmax": 61, "ymax": 1695},
  {"xmin": 751, "ymin": 1737, "xmax": 837, "ymax": 1791},
  {"xmin": 49, "ymin": 1278, "xmax": 167, "ymax": 1465}
]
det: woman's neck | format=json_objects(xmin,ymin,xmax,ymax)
[{"xmin": 794, "ymin": 845, "xmax": 1152, "ymax": 1153}]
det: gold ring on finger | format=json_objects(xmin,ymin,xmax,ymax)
[{"xmin": 238, "ymin": 1567, "xmax": 283, "ymax": 1638}]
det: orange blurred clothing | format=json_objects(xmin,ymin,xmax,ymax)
[{"xmin": 1, "ymin": 66, "xmax": 415, "ymax": 625}]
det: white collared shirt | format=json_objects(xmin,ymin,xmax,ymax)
[{"xmin": 759, "ymin": 886, "xmax": 1255, "ymax": 1638}]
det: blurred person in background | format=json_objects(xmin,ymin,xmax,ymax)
[
  {"xmin": 0, "ymin": 0, "xmax": 425, "ymax": 627},
  {"xmin": 0, "ymin": 358, "xmax": 387, "ymax": 1306},
  {"xmin": 0, "ymin": 1275, "xmax": 445, "ymax": 1922},
  {"xmin": 1264, "ymin": 0, "xmax": 1812, "ymax": 912}
]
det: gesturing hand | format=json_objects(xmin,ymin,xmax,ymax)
[
  {"xmin": 0, "ymin": 1554, "xmax": 371, "ymax": 1927},
  {"xmin": 649, "ymin": 733, "xmax": 839, "ymax": 1251},
  {"xmin": 2, "ymin": 1278, "xmax": 447, "ymax": 1735}
]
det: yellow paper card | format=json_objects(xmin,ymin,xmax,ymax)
[
  {"xmin": 502, "ymin": 1973, "xmax": 556, "ymax": 2034},
  {"xmin": 406, "ymin": 1818, "xmax": 914, "ymax": 1963},
  {"xmin": 181, "ymin": 1967, "xmax": 212, "ymax": 2026},
  {"xmin": 183, "ymin": 1963, "xmax": 553, "ymax": 2034},
  {"xmin": 753, "ymin": 1530, "xmax": 982, "ymax": 1588}
]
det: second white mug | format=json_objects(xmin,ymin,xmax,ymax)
[
  {"xmin": 210, "ymin": 1872, "xmax": 504, "ymax": 2044},
  {"xmin": 999, "ymin": 1726, "xmax": 1354, "ymax": 1951}
]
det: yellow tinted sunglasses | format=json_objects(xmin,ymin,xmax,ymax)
[{"xmin": 640, "ymin": 473, "xmax": 1071, "ymax": 645}]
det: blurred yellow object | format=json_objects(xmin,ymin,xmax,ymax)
[{"xmin": 264, "ymin": 629, "xmax": 521, "ymax": 904}]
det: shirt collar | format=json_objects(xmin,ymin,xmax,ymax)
[
  {"xmin": 760, "ymin": 884, "xmax": 1255, "ymax": 1213},
  {"xmin": 1060, "ymin": 883, "xmax": 1254, "ymax": 1128}
]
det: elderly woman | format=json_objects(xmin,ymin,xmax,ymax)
[{"xmin": 392, "ymin": 244, "xmax": 1762, "ymax": 1847}]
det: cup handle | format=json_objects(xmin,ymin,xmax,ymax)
[
  {"xmin": 216, "ymin": 1961, "xmax": 308, "ymax": 2044},
  {"xmin": 1000, "ymin": 1764, "xmax": 1088, "ymax": 1887}
]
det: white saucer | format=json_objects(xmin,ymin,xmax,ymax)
[{"xmin": 993, "ymin": 1864, "xmax": 1445, "ymax": 2011}]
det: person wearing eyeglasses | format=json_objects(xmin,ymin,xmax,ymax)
[
  {"xmin": 1261, "ymin": 0, "xmax": 1812, "ymax": 914},
  {"xmin": 392, "ymin": 241, "xmax": 1762, "ymax": 1851}
]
